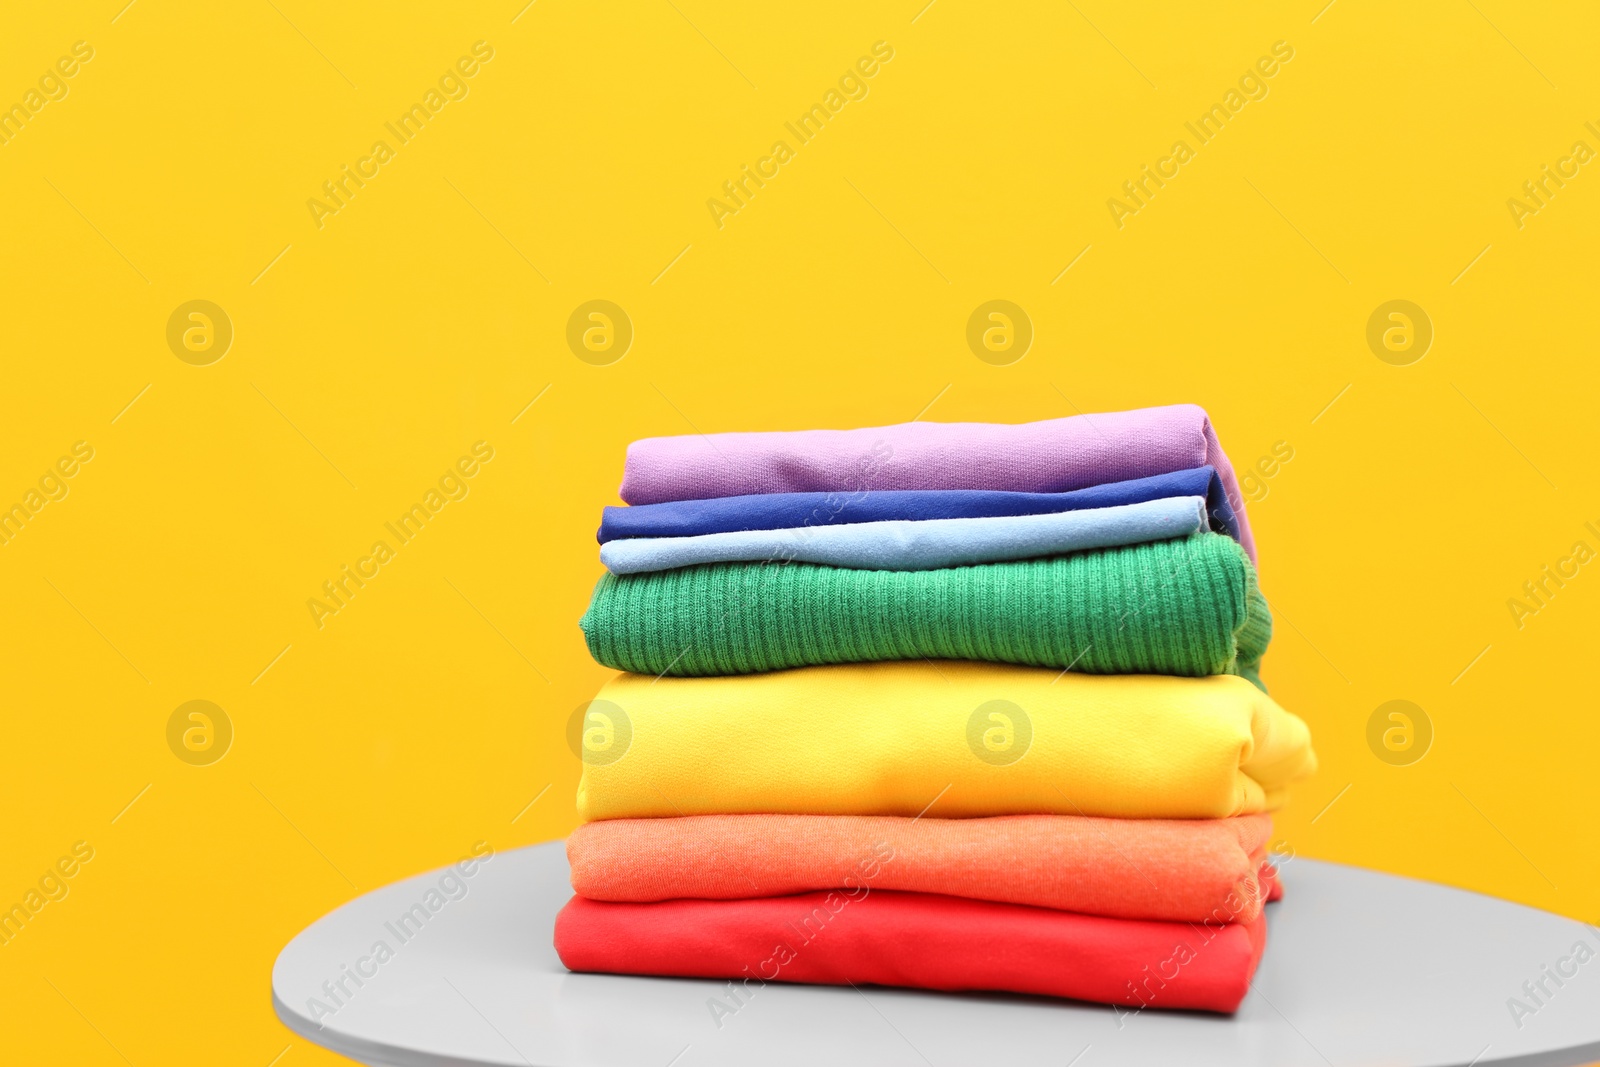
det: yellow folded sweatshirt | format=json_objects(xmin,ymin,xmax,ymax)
[{"xmin": 576, "ymin": 662, "xmax": 1316, "ymax": 822}]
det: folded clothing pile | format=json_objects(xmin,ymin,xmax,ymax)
[{"xmin": 555, "ymin": 404, "xmax": 1317, "ymax": 1014}]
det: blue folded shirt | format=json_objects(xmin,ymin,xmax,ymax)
[
  {"xmin": 597, "ymin": 465, "xmax": 1240, "ymax": 544},
  {"xmin": 598, "ymin": 496, "xmax": 1209, "ymax": 575}
]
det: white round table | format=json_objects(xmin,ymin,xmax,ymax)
[{"xmin": 272, "ymin": 841, "xmax": 1600, "ymax": 1066}]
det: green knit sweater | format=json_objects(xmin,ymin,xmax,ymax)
[{"xmin": 580, "ymin": 532, "xmax": 1271, "ymax": 686}]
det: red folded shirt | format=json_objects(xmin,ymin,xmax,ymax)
[{"xmin": 555, "ymin": 888, "xmax": 1268, "ymax": 1013}]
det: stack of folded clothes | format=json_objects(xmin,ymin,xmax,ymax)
[{"xmin": 554, "ymin": 403, "xmax": 1317, "ymax": 1014}]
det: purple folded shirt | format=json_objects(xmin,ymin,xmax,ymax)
[{"xmin": 619, "ymin": 403, "xmax": 1257, "ymax": 563}]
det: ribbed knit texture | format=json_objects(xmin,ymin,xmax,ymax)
[{"xmin": 580, "ymin": 532, "xmax": 1270, "ymax": 684}]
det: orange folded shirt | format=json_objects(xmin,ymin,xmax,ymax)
[{"xmin": 568, "ymin": 812, "xmax": 1281, "ymax": 924}]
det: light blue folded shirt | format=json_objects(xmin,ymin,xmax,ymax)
[{"xmin": 598, "ymin": 495, "xmax": 1208, "ymax": 574}]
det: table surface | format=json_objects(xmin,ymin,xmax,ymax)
[{"xmin": 272, "ymin": 841, "xmax": 1600, "ymax": 1067}]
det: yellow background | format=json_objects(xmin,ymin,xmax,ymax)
[{"xmin": 3, "ymin": 0, "xmax": 1597, "ymax": 1062}]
